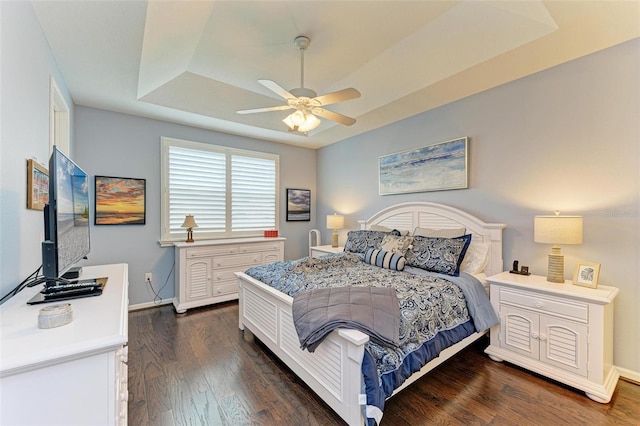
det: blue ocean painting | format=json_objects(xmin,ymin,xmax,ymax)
[{"xmin": 379, "ymin": 137, "xmax": 468, "ymax": 195}]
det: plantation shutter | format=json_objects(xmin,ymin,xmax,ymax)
[
  {"xmin": 231, "ymin": 155, "xmax": 277, "ymax": 232},
  {"xmin": 161, "ymin": 137, "xmax": 279, "ymax": 242}
]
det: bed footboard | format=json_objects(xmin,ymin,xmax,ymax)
[{"xmin": 236, "ymin": 272, "xmax": 368, "ymax": 426}]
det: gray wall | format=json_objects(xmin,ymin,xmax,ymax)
[
  {"xmin": 73, "ymin": 107, "xmax": 316, "ymax": 307},
  {"xmin": 0, "ymin": 2, "xmax": 74, "ymax": 300},
  {"xmin": 316, "ymin": 39, "xmax": 640, "ymax": 375}
]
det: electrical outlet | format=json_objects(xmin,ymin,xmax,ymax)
[{"xmin": 145, "ymin": 273, "xmax": 152, "ymax": 283}]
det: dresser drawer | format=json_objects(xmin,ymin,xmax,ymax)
[
  {"xmin": 500, "ymin": 288, "xmax": 588, "ymax": 322},
  {"xmin": 187, "ymin": 246, "xmax": 238, "ymax": 258},
  {"xmin": 213, "ymin": 268, "xmax": 244, "ymax": 283},
  {"xmin": 213, "ymin": 281, "xmax": 238, "ymax": 296},
  {"xmin": 237, "ymin": 242, "xmax": 282, "ymax": 253},
  {"xmin": 213, "ymin": 253, "xmax": 262, "ymax": 269}
]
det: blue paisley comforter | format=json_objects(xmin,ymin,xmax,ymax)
[{"xmin": 244, "ymin": 252, "xmax": 498, "ymax": 425}]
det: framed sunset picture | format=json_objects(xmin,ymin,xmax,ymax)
[{"xmin": 95, "ymin": 176, "xmax": 146, "ymax": 225}]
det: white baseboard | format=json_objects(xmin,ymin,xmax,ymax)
[
  {"xmin": 617, "ymin": 366, "xmax": 640, "ymax": 385},
  {"xmin": 128, "ymin": 298, "xmax": 173, "ymax": 311}
]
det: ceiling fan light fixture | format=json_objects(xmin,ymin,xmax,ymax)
[
  {"xmin": 283, "ymin": 110, "xmax": 321, "ymax": 133},
  {"xmin": 237, "ymin": 35, "xmax": 360, "ymax": 132}
]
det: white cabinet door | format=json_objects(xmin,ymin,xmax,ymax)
[
  {"xmin": 186, "ymin": 257, "xmax": 212, "ymax": 301},
  {"xmin": 540, "ymin": 315, "xmax": 588, "ymax": 377},
  {"xmin": 501, "ymin": 305, "xmax": 539, "ymax": 360}
]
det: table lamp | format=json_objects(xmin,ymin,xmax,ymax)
[
  {"xmin": 534, "ymin": 211, "xmax": 583, "ymax": 283},
  {"xmin": 326, "ymin": 214, "xmax": 344, "ymax": 248},
  {"xmin": 181, "ymin": 214, "xmax": 198, "ymax": 243}
]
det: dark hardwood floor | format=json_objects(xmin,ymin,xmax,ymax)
[{"xmin": 128, "ymin": 302, "xmax": 640, "ymax": 425}]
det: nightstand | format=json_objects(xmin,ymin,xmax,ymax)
[
  {"xmin": 485, "ymin": 271, "xmax": 619, "ymax": 403},
  {"xmin": 310, "ymin": 245, "xmax": 344, "ymax": 258}
]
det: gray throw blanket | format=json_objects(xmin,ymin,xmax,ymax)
[{"xmin": 292, "ymin": 286, "xmax": 400, "ymax": 352}]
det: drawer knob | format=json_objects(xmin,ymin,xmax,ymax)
[
  {"xmin": 535, "ymin": 301, "xmax": 543, "ymax": 309},
  {"xmin": 539, "ymin": 334, "xmax": 547, "ymax": 341},
  {"xmin": 531, "ymin": 332, "xmax": 539, "ymax": 339}
]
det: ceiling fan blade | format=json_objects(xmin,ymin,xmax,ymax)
[
  {"xmin": 313, "ymin": 108, "xmax": 357, "ymax": 126},
  {"xmin": 237, "ymin": 105, "xmax": 293, "ymax": 114},
  {"xmin": 313, "ymin": 88, "xmax": 361, "ymax": 106},
  {"xmin": 258, "ymin": 79, "xmax": 296, "ymax": 100}
]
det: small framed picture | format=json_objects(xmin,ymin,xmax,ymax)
[
  {"xmin": 572, "ymin": 261, "xmax": 601, "ymax": 288},
  {"xmin": 286, "ymin": 188, "xmax": 311, "ymax": 222},
  {"xmin": 27, "ymin": 159, "xmax": 49, "ymax": 210}
]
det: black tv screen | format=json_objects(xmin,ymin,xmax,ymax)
[{"xmin": 42, "ymin": 146, "xmax": 90, "ymax": 282}]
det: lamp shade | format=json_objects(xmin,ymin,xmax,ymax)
[
  {"xmin": 326, "ymin": 214, "xmax": 344, "ymax": 230},
  {"xmin": 534, "ymin": 214, "xmax": 583, "ymax": 245},
  {"xmin": 181, "ymin": 214, "xmax": 198, "ymax": 229}
]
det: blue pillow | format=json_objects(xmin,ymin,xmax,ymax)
[
  {"xmin": 344, "ymin": 230, "xmax": 389, "ymax": 254},
  {"xmin": 364, "ymin": 248, "xmax": 406, "ymax": 271},
  {"xmin": 405, "ymin": 234, "xmax": 472, "ymax": 276}
]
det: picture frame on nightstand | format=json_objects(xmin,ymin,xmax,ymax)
[{"xmin": 573, "ymin": 261, "xmax": 600, "ymax": 288}]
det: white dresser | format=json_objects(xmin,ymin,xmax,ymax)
[
  {"xmin": 0, "ymin": 263, "xmax": 129, "ymax": 425},
  {"xmin": 173, "ymin": 237, "xmax": 285, "ymax": 313},
  {"xmin": 485, "ymin": 271, "xmax": 619, "ymax": 403}
]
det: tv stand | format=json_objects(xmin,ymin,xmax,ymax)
[{"xmin": 0, "ymin": 264, "xmax": 129, "ymax": 425}]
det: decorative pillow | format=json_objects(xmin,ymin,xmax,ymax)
[
  {"xmin": 380, "ymin": 234, "xmax": 413, "ymax": 255},
  {"xmin": 413, "ymin": 227, "xmax": 466, "ymax": 238},
  {"xmin": 344, "ymin": 230, "xmax": 389, "ymax": 254},
  {"xmin": 364, "ymin": 248, "xmax": 406, "ymax": 271},
  {"xmin": 460, "ymin": 241, "xmax": 491, "ymax": 274},
  {"xmin": 405, "ymin": 234, "xmax": 472, "ymax": 276}
]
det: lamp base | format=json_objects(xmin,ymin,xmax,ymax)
[
  {"xmin": 546, "ymin": 247, "xmax": 565, "ymax": 283},
  {"xmin": 185, "ymin": 228, "xmax": 194, "ymax": 243},
  {"xmin": 331, "ymin": 229, "xmax": 339, "ymax": 248}
]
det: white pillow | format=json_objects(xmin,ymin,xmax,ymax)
[
  {"xmin": 413, "ymin": 227, "xmax": 466, "ymax": 238},
  {"xmin": 460, "ymin": 241, "xmax": 491, "ymax": 274}
]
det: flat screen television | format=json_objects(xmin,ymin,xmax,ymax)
[{"xmin": 41, "ymin": 146, "xmax": 91, "ymax": 286}]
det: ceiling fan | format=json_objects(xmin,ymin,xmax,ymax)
[{"xmin": 237, "ymin": 35, "xmax": 361, "ymax": 135}]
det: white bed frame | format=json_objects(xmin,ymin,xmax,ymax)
[{"xmin": 236, "ymin": 202, "xmax": 505, "ymax": 425}]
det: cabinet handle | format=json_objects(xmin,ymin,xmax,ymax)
[
  {"xmin": 539, "ymin": 334, "xmax": 547, "ymax": 341},
  {"xmin": 531, "ymin": 332, "xmax": 539, "ymax": 339}
]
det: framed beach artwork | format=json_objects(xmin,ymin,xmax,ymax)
[
  {"xmin": 379, "ymin": 137, "xmax": 468, "ymax": 195},
  {"xmin": 95, "ymin": 176, "xmax": 146, "ymax": 225},
  {"xmin": 27, "ymin": 159, "xmax": 49, "ymax": 210},
  {"xmin": 286, "ymin": 188, "xmax": 311, "ymax": 221}
]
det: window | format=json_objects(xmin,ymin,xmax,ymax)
[{"xmin": 161, "ymin": 137, "xmax": 279, "ymax": 243}]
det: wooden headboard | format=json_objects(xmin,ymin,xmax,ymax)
[{"xmin": 358, "ymin": 202, "xmax": 506, "ymax": 276}]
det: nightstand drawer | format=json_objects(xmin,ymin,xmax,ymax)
[{"xmin": 500, "ymin": 288, "xmax": 588, "ymax": 322}]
